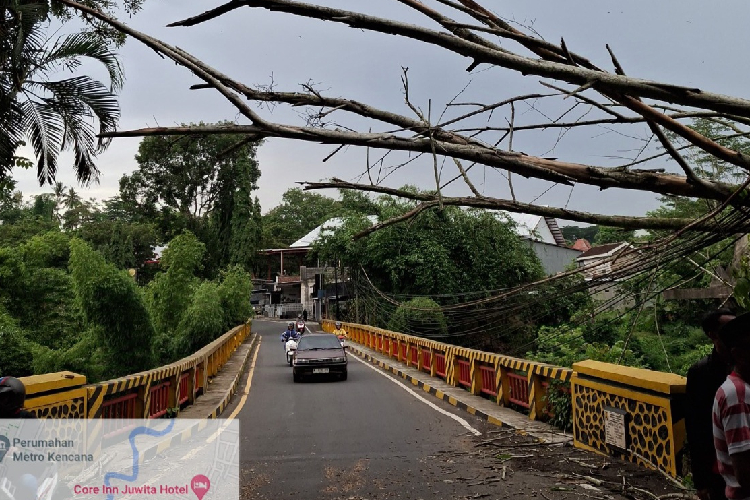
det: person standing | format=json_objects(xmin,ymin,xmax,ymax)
[
  {"xmin": 687, "ymin": 309, "xmax": 736, "ymax": 500},
  {"xmin": 713, "ymin": 312, "xmax": 750, "ymax": 500}
]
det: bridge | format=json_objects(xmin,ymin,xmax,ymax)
[{"xmin": 18, "ymin": 320, "xmax": 689, "ymax": 499}]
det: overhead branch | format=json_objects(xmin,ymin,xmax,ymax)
[
  {"xmin": 354, "ymin": 200, "xmax": 441, "ymax": 239},
  {"xmin": 100, "ymin": 124, "xmax": 742, "ymax": 202},
  {"xmin": 168, "ymin": 0, "xmax": 750, "ymax": 118},
  {"xmin": 302, "ymin": 178, "xmax": 747, "ymax": 233}
]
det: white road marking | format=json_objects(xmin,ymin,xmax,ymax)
[{"xmin": 350, "ymin": 354, "xmax": 482, "ymax": 436}]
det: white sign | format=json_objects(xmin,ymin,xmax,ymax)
[{"xmin": 604, "ymin": 408, "xmax": 627, "ymax": 449}]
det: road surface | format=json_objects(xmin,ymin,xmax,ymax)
[{"xmin": 234, "ymin": 320, "xmax": 680, "ymax": 500}]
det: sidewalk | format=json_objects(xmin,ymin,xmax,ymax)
[
  {"xmin": 348, "ymin": 343, "xmax": 571, "ymax": 444},
  {"xmin": 178, "ymin": 333, "xmax": 258, "ymax": 419}
]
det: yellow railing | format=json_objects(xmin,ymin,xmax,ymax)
[
  {"xmin": 323, "ymin": 320, "xmax": 687, "ymax": 478},
  {"xmin": 322, "ymin": 320, "xmax": 571, "ymax": 419},
  {"xmin": 20, "ymin": 321, "xmax": 253, "ymax": 420}
]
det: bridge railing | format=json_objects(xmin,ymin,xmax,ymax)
[
  {"xmin": 322, "ymin": 320, "xmax": 571, "ymax": 420},
  {"xmin": 323, "ymin": 320, "xmax": 687, "ymax": 479},
  {"xmin": 18, "ymin": 321, "xmax": 252, "ymax": 427}
]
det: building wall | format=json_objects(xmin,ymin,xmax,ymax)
[{"xmin": 526, "ymin": 240, "xmax": 582, "ymax": 275}]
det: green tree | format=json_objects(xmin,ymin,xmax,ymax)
[
  {"xmin": 262, "ymin": 188, "xmax": 339, "ymax": 248},
  {"xmin": 561, "ymin": 225, "xmax": 598, "ymax": 244},
  {"xmin": 315, "ymin": 191, "xmax": 545, "ymax": 296},
  {"xmin": 68, "ymin": 238, "xmax": 153, "ymax": 376},
  {"xmin": 594, "ymin": 226, "xmax": 635, "ymax": 245},
  {"xmin": 125, "ymin": 126, "xmax": 262, "ymax": 275},
  {"xmin": 0, "ymin": 309, "xmax": 34, "ymax": 376},
  {"xmin": 145, "ymin": 231, "xmax": 205, "ymax": 337},
  {"xmin": 171, "ymin": 281, "xmax": 224, "ymax": 359},
  {"xmin": 0, "ymin": 1, "xmax": 122, "ymax": 185},
  {"xmin": 387, "ymin": 297, "xmax": 448, "ymax": 339},
  {"xmin": 216, "ymin": 265, "xmax": 253, "ymax": 331}
]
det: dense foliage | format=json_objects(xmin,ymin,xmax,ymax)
[{"xmin": 0, "ymin": 131, "xmax": 258, "ymax": 381}]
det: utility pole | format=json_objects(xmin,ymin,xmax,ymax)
[{"xmin": 334, "ymin": 259, "xmax": 340, "ymax": 319}]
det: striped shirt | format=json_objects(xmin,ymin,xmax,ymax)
[{"xmin": 713, "ymin": 372, "xmax": 750, "ymax": 500}]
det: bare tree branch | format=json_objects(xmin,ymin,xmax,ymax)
[{"xmin": 303, "ymin": 178, "xmax": 746, "ymax": 233}]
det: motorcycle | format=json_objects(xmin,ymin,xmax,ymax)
[
  {"xmin": 337, "ymin": 335, "xmax": 346, "ymax": 349},
  {"xmin": 296, "ymin": 320, "xmax": 306, "ymax": 335},
  {"xmin": 285, "ymin": 338, "xmax": 298, "ymax": 366}
]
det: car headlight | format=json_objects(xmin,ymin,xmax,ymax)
[{"xmin": 332, "ymin": 357, "xmax": 346, "ymax": 363}]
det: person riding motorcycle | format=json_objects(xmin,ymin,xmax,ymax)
[
  {"xmin": 333, "ymin": 321, "xmax": 348, "ymax": 339},
  {"xmin": 281, "ymin": 322, "xmax": 301, "ymax": 343}
]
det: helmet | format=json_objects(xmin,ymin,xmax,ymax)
[
  {"xmin": 287, "ymin": 321, "xmax": 294, "ymax": 328},
  {"xmin": 0, "ymin": 376, "xmax": 26, "ymax": 416},
  {"xmin": 335, "ymin": 321, "xmax": 342, "ymax": 328}
]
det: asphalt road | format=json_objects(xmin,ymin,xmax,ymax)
[{"xmin": 238, "ymin": 320, "xmax": 499, "ymax": 500}]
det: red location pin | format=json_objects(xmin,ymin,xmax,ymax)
[{"xmin": 191, "ymin": 475, "xmax": 211, "ymax": 500}]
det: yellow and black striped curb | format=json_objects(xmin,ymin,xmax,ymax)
[
  {"xmin": 348, "ymin": 346, "xmax": 505, "ymax": 428},
  {"xmin": 137, "ymin": 334, "xmax": 258, "ymax": 464},
  {"xmin": 207, "ymin": 334, "xmax": 258, "ymax": 419}
]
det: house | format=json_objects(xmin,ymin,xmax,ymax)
[
  {"xmin": 258, "ymin": 216, "xmax": 377, "ymax": 320},
  {"xmin": 576, "ymin": 242, "xmax": 639, "ymax": 308},
  {"xmin": 258, "ymin": 212, "xmax": 583, "ymax": 319},
  {"xmin": 499, "ymin": 212, "xmax": 582, "ymax": 275}
]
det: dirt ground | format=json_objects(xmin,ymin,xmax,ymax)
[{"xmin": 425, "ymin": 425, "xmax": 693, "ymax": 500}]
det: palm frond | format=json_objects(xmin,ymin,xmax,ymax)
[
  {"xmin": 40, "ymin": 76, "xmax": 120, "ymax": 150},
  {"xmin": 43, "ymin": 32, "xmax": 124, "ymax": 92},
  {"xmin": 21, "ymin": 97, "xmax": 64, "ymax": 185}
]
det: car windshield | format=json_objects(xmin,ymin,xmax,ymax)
[{"xmin": 297, "ymin": 336, "xmax": 341, "ymax": 351}]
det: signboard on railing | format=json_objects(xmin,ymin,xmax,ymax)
[{"xmin": 604, "ymin": 406, "xmax": 628, "ymax": 451}]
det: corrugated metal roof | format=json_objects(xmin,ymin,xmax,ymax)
[{"xmin": 289, "ymin": 215, "xmax": 379, "ymax": 248}]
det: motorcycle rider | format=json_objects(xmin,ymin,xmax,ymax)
[
  {"xmin": 282, "ymin": 321, "xmax": 301, "ymax": 342},
  {"xmin": 333, "ymin": 321, "xmax": 348, "ymax": 339}
]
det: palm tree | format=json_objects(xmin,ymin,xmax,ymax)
[{"xmin": 0, "ymin": 0, "xmax": 123, "ymax": 186}]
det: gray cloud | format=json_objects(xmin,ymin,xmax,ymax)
[{"xmin": 13, "ymin": 1, "xmax": 749, "ymax": 222}]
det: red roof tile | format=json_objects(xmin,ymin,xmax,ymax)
[{"xmin": 571, "ymin": 239, "xmax": 592, "ymax": 252}]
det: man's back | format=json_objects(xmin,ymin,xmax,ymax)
[{"xmin": 687, "ymin": 350, "xmax": 730, "ymax": 499}]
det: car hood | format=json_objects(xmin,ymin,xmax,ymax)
[{"xmin": 296, "ymin": 348, "xmax": 345, "ymax": 359}]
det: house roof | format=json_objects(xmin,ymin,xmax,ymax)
[
  {"xmin": 497, "ymin": 212, "xmax": 565, "ymax": 246},
  {"xmin": 571, "ymin": 238, "xmax": 592, "ymax": 252},
  {"xmin": 576, "ymin": 242, "xmax": 630, "ymax": 260},
  {"xmin": 289, "ymin": 215, "xmax": 379, "ymax": 249}
]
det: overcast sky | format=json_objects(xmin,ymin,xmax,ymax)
[{"xmin": 13, "ymin": 0, "xmax": 750, "ymax": 224}]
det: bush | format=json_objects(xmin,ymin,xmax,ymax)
[
  {"xmin": 69, "ymin": 239, "xmax": 154, "ymax": 376},
  {"xmin": 217, "ymin": 266, "xmax": 253, "ymax": 330},
  {"xmin": 545, "ymin": 379, "xmax": 573, "ymax": 432},
  {"xmin": 172, "ymin": 282, "xmax": 225, "ymax": 359},
  {"xmin": 145, "ymin": 231, "xmax": 204, "ymax": 336},
  {"xmin": 0, "ymin": 311, "xmax": 33, "ymax": 377},
  {"xmin": 22, "ymin": 231, "xmax": 71, "ymax": 269},
  {"xmin": 528, "ymin": 324, "xmax": 645, "ymax": 368},
  {"xmin": 388, "ymin": 297, "xmax": 448, "ymax": 338}
]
